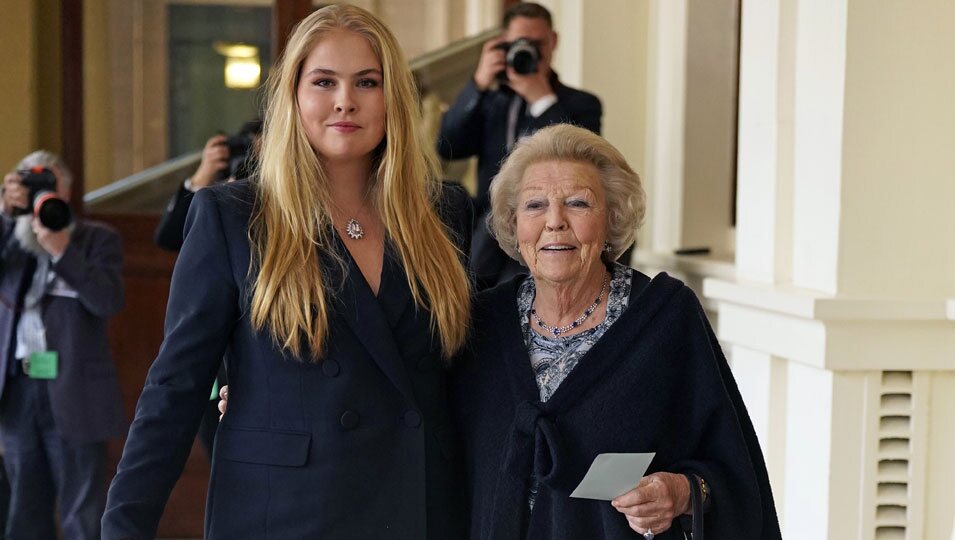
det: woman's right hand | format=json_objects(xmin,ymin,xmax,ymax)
[
  {"xmin": 217, "ymin": 384, "xmax": 229, "ymax": 420},
  {"xmin": 611, "ymin": 472, "xmax": 691, "ymax": 536}
]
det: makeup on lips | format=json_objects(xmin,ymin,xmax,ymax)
[{"xmin": 328, "ymin": 121, "xmax": 361, "ymax": 133}]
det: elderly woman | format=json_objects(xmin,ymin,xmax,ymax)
[{"xmin": 453, "ymin": 124, "xmax": 781, "ymax": 539}]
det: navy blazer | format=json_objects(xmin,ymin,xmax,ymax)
[
  {"xmin": 153, "ymin": 184, "xmax": 194, "ymax": 252},
  {"xmin": 0, "ymin": 218, "xmax": 126, "ymax": 444},
  {"xmin": 103, "ymin": 180, "xmax": 473, "ymax": 539}
]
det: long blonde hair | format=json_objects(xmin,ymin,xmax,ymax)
[{"xmin": 251, "ymin": 4, "xmax": 471, "ymax": 360}]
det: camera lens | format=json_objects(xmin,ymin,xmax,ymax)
[
  {"xmin": 507, "ymin": 39, "xmax": 540, "ymax": 75},
  {"xmin": 33, "ymin": 192, "xmax": 72, "ymax": 231}
]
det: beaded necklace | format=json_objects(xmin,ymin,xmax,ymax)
[{"xmin": 530, "ymin": 273, "xmax": 609, "ymax": 337}]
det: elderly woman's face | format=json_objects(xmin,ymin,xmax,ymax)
[{"xmin": 516, "ymin": 160, "xmax": 607, "ymax": 285}]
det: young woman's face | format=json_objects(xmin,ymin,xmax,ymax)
[{"xmin": 296, "ymin": 29, "xmax": 386, "ymax": 166}]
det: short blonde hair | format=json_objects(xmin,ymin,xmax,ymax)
[{"xmin": 487, "ymin": 124, "xmax": 645, "ymax": 264}]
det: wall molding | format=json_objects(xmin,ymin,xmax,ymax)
[{"xmin": 705, "ymin": 278, "xmax": 955, "ymax": 371}]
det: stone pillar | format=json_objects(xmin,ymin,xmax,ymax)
[{"xmin": 707, "ymin": 1, "xmax": 955, "ymax": 537}]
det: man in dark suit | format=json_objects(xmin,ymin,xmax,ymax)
[
  {"xmin": 438, "ymin": 2, "xmax": 602, "ymax": 288},
  {"xmin": 0, "ymin": 151, "xmax": 125, "ymax": 540}
]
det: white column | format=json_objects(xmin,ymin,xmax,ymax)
[
  {"xmin": 788, "ymin": 0, "xmax": 848, "ymax": 294},
  {"xmin": 643, "ymin": 0, "xmax": 687, "ymax": 254},
  {"xmin": 735, "ymin": 0, "xmax": 795, "ymax": 285},
  {"xmin": 708, "ymin": 1, "xmax": 955, "ymax": 537},
  {"xmin": 730, "ymin": 346, "xmax": 787, "ymax": 521}
]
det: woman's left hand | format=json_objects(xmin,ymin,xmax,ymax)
[{"xmin": 611, "ymin": 472, "xmax": 691, "ymax": 536}]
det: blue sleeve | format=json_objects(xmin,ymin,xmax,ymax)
[
  {"xmin": 437, "ymin": 79, "xmax": 486, "ymax": 160},
  {"xmin": 102, "ymin": 188, "xmax": 240, "ymax": 540}
]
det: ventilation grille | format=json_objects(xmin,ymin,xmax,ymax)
[{"xmin": 874, "ymin": 371, "xmax": 913, "ymax": 540}]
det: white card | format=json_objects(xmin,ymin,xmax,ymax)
[{"xmin": 569, "ymin": 452, "xmax": 656, "ymax": 501}]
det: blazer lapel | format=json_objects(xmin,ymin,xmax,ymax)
[
  {"xmin": 377, "ymin": 242, "xmax": 416, "ymax": 328},
  {"xmin": 328, "ymin": 240, "xmax": 419, "ymax": 408}
]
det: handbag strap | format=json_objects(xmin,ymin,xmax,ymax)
[{"xmin": 683, "ymin": 473, "xmax": 704, "ymax": 539}]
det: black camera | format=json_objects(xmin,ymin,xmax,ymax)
[
  {"xmin": 14, "ymin": 167, "xmax": 72, "ymax": 231},
  {"xmin": 218, "ymin": 120, "xmax": 262, "ymax": 181},
  {"xmin": 496, "ymin": 38, "xmax": 541, "ymax": 77}
]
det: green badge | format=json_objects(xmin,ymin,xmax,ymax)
[
  {"xmin": 210, "ymin": 378, "xmax": 219, "ymax": 401},
  {"xmin": 28, "ymin": 351, "xmax": 58, "ymax": 379}
]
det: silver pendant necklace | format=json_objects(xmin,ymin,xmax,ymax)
[
  {"xmin": 531, "ymin": 273, "xmax": 609, "ymax": 337},
  {"xmin": 345, "ymin": 218, "xmax": 365, "ymax": 240}
]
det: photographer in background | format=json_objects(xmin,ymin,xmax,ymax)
[
  {"xmin": 154, "ymin": 120, "xmax": 262, "ymax": 252},
  {"xmin": 0, "ymin": 151, "xmax": 125, "ymax": 540},
  {"xmin": 437, "ymin": 2, "xmax": 602, "ymax": 289}
]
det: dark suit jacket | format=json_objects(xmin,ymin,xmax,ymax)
[
  {"xmin": 453, "ymin": 271, "xmax": 781, "ymax": 540},
  {"xmin": 437, "ymin": 74, "xmax": 602, "ymax": 288},
  {"xmin": 0, "ymin": 218, "xmax": 126, "ymax": 444},
  {"xmin": 103, "ymin": 180, "xmax": 473, "ymax": 540},
  {"xmin": 153, "ymin": 184, "xmax": 194, "ymax": 252}
]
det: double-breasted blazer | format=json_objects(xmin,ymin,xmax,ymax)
[
  {"xmin": 0, "ymin": 217, "xmax": 126, "ymax": 444},
  {"xmin": 103, "ymin": 180, "xmax": 473, "ymax": 539}
]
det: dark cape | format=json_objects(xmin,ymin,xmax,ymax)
[{"xmin": 452, "ymin": 271, "xmax": 781, "ymax": 540}]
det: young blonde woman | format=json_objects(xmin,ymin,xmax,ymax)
[{"xmin": 102, "ymin": 5, "xmax": 472, "ymax": 539}]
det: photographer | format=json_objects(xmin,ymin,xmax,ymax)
[
  {"xmin": 437, "ymin": 2, "xmax": 602, "ymax": 289},
  {"xmin": 154, "ymin": 120, "xmax": 261, "ymax": 252},
  {"xmin": 0, "ymin": 151, "xmax": 124, "ymax": 539}
]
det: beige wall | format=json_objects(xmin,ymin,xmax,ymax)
[
  {"xmin": 85, "ymin": 0, "xmax": 114, "ymax": 191},
  {"xmin": 639, "ymin": 0, "xmax": 739, "ymax": 257},
  {"xmin": 681, "ymin": 0, "xmax": 738, "ymax": 254},
  {"xmin": 0, "ymin": 0, "xmax": 37, "ymax": 170},
  {"xmin": 0, "ymin": 0, "xmax": 63, "ymax": 171},
  {"xmin": 838, "ymin": 0, "xmax": 955, "ymax": 298},
  {"xmin": 36, "ymin": 0, "xmax": 63, "ymax": 154}
]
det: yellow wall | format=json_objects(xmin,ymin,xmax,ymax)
[
  {"xmin": 0, "ymin": 0, "xmax": 114, "ymax": 191},
  {"xmin": 35, "ymin": 0, "xmax": 63, "ymax": 154},
  {"xmin": 0, "ymin": 0, "xmax": 37, "ymax": 170},
  {"xmin": 0, "ymin": 0, "xmax": 63, "ymax": 172},
  {"xmin": 84, "ymin": 0, "xmax": 113, "ymax": 191}
]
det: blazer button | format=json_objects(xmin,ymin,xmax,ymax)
[
  {"xmin": 403, "ymin": 410, "xmax": 422, "ymax": 428},
  {"xmin": 340, "ymin": 410, "xmax": 360, "ymax": 429},
  {"xmin": 322, "ymin": 359, "xmax": 340, "ymax": 377}
]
